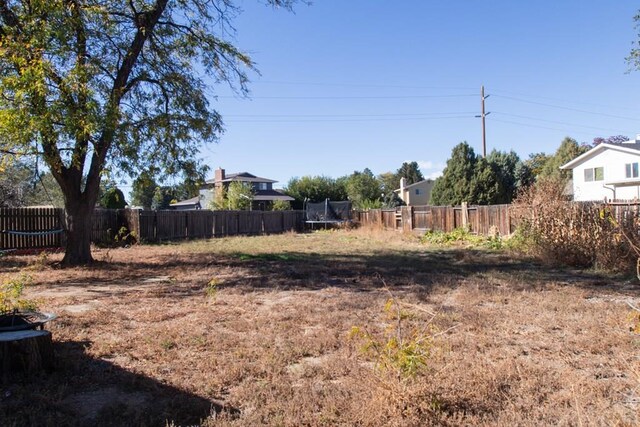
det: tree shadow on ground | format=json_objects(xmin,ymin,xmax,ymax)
[
  {"xmin": 19, "ymin": 247, "xmax": 636, "ymax": 299},
  {"xmin": 1, "ymin": 339, "xmax": 234, "ymax": 426}
]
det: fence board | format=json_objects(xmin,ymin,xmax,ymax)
[
  {"xmin": 1, "ymin": 208, "xmax": 306, "ymax": 250},
  {"xmin": 355, "ymin": 204, "xmax": 513, "ymax": 236},
  {"xmin": 91, "ymin": 209, "xmax": 120, "ymax": 245},
  {"xmin": 1, "ymin": 207, "xmax": 64, "ymax": 250}
]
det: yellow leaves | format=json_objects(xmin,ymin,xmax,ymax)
[{"xmin": 0, "ymin": 273, "xmax": 38, "ymax": 313}]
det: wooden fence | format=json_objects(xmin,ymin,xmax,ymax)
[
  {"xmin": 0, "ymin": 207, "xmax": 65, "ymax": 250},
  {"xmin": 1, "ymin": 208, "xmax": 305, "ymax": 250},
  {"xmin": 127, "ymin": 210, "xmax": 304, "ymax": 243},
  {"xmin": 354, "ymin": 204, "xmax": 514, "ymax": 236}
]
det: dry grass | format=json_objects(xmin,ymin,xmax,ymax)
[{"xmin": 2, "ymin": 228, "xmax": 640, "ymax": 426}]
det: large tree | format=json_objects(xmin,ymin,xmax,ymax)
[
  {"xmin": 430, "ymin": 142, "xmax": 478, "ymax": 205},
  {"xmin": 0, "ymin": 0, "xmax": 294, "ymax": 264},
  {"xmin": 538, "ymin": 137, "xmax": 588, "ymax": 183},
  {"xmin": 284, "ymin": 176, "xmax": 348, "ymax": 209},
  {"xmin": 345, "ymin": 168, "xmax": 382, "ymax": 209},
  {"xmin": 486, "ymin": 149, "xmax": 522, "ymax": 204},
  {"xmin": 430, "ymin": 142, "xmax": 506, "ymax": 206},
  {"xmin": 396, "ymin": 161, "xmax": 424, "ymax": 185}
]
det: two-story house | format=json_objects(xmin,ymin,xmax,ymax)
[
  {"xmin": 394, "ymin": 177, "xmax": 435, "ymax": 206},
  {"xmin": 199, "ymin": 168, "xmax": 294, "ymax": 210},
  {"xmin": 560, "ymin": 136, "xmax": 640, "ymax": 201}
]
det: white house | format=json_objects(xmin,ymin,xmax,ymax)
[{"xmin": 560, "ymin": 136, "xmax": 640, "ymax": 201}]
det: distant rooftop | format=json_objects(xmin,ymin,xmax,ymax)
[{"xmin": 205, "ymin": 172, "xmax": 277, "ymax": 185}]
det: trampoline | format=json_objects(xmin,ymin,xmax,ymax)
[{"xmin": 304, "ymin": 199, "xmax": 352, "ymax": 229}]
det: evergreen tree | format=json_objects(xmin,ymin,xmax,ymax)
[
  {"xmin": 100, "ymin": 187, "xmax": 127, "ymax": 209},
  {"xmin": 396, "ymin": 161, "xmax": 424, "ymax": 185},
  {"xmin": 486, "ymin": 149, "xmax": 521, "ymax": 203},
  {"xmin": 431, "ymin": 142, "xmax": 478, "ymax": 205},
  {"xmin": 471, "ymin": 157, "xmax": 503, "ymax": 205},
  {"xmin": 431, "ymin": 142, "xmax": 509, "ymax": 205}
]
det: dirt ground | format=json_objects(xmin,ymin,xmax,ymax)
[{"xmin": 2, "ymin": 229, "xmax": 640, "ymax": 426}]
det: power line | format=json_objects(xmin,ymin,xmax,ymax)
[
  {"xmin": 491, "ymin": 88, "xmax": 640, "ymax": 114},
  {"xmin": 217, "ymin": 94, "xmax": 477, "ymax": 100},
  {"xmin": 224, "ymin": 111, "xmax": 477, "ymax": 118},
  {"xmin": 493, "ymin": 111, "xmax": 634, "ymax": 134},
  {"xmin": 492, "ymin": 94, "xmax": 640, "ymax": 121},
  {"xmin": 225, "ymin": 115, "xmax": 475, "ymax": 123},
  {"xmin": 491, "ymin": 118, "xmax": 611, "ymax": 137},
  {"xmin": 253, "ymin": 80, "xmax": 479, "ymax": 91}
]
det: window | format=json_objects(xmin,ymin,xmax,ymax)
[
  {"xmin": 584, "ymin": 167, "xmax": 604, "ymax": 182},
  {"xmin": 415, "ymin": 189, "xmax": 421, "ymax": 195},
  {"xmin": 258, "ymin": 182, "xmax": 268, "ymax": 190},
  {"xmin": 626, "ymin": 162, "xmax": 639, "ymax": 178}
]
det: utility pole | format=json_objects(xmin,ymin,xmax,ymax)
[{"xmin": 477, "ymin": 85, "xmax": 490, "ymax": 157}]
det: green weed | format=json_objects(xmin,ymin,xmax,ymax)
[
  {"xmin": 350, "ymin": 297, "xmax": 437, "ymax": 380},
  {"xmin": 421, "ymin": 228, "xmax": 485, "ymax": 246}
]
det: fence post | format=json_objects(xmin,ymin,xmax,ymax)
[
  {"xmin": 401, "ymin": 206, "xmax": 412, "ymax": 232},
  {"xmin": 461, "ymin": 202, "xmax": 469, "ymax": 230}
]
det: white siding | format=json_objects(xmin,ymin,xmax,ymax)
[{"xmin": 572, "ymin": 149, "xmax": 640, "ymax": 201}]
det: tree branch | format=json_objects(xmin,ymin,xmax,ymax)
[{"xmin": 87, "ymin": 0, "xmax": 169, "ymax": 198}]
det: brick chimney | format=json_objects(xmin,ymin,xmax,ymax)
[{"xmin": 214, "ymin": 168, "xmax": 225, "ymax": 188}]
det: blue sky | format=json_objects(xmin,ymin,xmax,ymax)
[{"xmin": 196, "ymin": 0, "xmax": 640, "ymax": 188}]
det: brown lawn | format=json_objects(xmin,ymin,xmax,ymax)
[{"xmin": 2, "ymin": 229, "xmax": 640, "ymax": 426}]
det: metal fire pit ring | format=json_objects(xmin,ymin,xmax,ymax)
[{"xmin": 0, "ymin": 311, "xmax": 57, "ymax": 332}]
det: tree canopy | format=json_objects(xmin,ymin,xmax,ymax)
[
  {"xmin": 100, "ymin": 186, "xmax": 127, "ymax": 209},
  {"xmin": 538, "ymin": 137, "xmax": 588, "ymax": 182},
  {"xmin": 344, "ymin": 168, "xmax": 382, "ymax": 209},
  {"xmin": 431, "ymin": 142, "xmax": 480, "ymax": 205},
  {"xmin": 0, "ymin": 160, "xmax": 65, "ymax": 207},
  {"xmin": 396, "ymin": 161, "xmax": 424, "ymax": 186},
  {"xmin": 431, "ymin": 143, "xmax": 531, "ymax": 206},
  {"xmin": 592, "ymin": 135, "xmax": 630, "ymax": 146},
  {"xmin": 284, "ymin": 176, "xmax": 348, "ymax": 209},
  {"xmin": 0, "ymin": 0, "xmax": 295, "ymax": 264}
]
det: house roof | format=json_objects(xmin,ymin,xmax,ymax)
[
  {"xmin": 205, "ymin": 172, "xmax": 277, "ymax": 185},
  {"xmin": 560, "ymin": 141, "xmax": 640, "ymax": 170},
  {"xmin": 393, "ymin": 179, "xmax": 434, "ymax": 193},
  {"xmin": 253, "ymin": 190, "xmax": 294, "ymax": 202},
  {"xmin": 169, "ymin": 196, "xmax": 201, "ymax": 207}
]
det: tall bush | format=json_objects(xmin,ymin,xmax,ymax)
[{"xmin": 511, "ymin": 179, "xmax": 639, "ymax": 273}]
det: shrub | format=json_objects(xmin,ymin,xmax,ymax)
[
  {"xmin": 511, "ymin": 178, "xmax": 640, "ymax": 273},
  {"xmin": 271, "ymin": 200, "xmax": 291, "ymax": 211},
  {"xmin": 0, "ymin": 273, "xmax": 38, "ymax": 313},
  {"xmin": 350, "ymin": 297, "xmax": 438, "ymax": 380},
  {"xmin": 357, "ymin": 198, "xmax": 383, "ymax": 211},
  {"xmin": 421, "ymin": 227, "xmax": 501, "ymax": 249}
]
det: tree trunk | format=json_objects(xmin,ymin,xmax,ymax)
[{"xmin": 62, "ymin": 200, "xmax": 94, "ymax": 265}]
